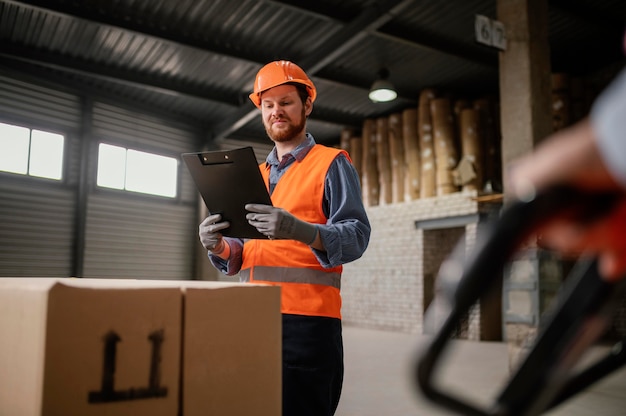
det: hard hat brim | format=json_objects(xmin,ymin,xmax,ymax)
[{"xmin": 249, "ymin": 81, "xmax": 316, "ymax": 108}]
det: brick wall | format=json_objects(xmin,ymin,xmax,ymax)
[
  {"xmin": 341, "ymin": 190, "xmax": 484, "ymax": 335},
  {"xmin": 343, "ymin": 190, "xmax": 626, "ymax": 346}
]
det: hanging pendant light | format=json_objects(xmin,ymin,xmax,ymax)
[{"xmin": 369, "ymin": 68, "xmax": 397, "ymax": 103}]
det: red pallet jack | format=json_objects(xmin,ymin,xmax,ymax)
[{"xmin": 415, "ymin": 187, "xmax": 626, "ymax": 416}]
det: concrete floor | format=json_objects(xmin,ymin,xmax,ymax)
[{"xmin": 336, "ymin": 326, "xmax": 626, "ymax": 416}]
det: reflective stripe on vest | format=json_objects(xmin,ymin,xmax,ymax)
[{"xmin": 240, "ymin": 266, "xmax": 341, "ymax": 289}]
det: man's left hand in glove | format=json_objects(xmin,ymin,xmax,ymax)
[{"xmin": 245, "ymin": 203, "xmax": 321, "ymax": 248}]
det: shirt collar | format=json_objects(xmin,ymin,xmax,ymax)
[{"xmin": 265, "ymin": 133, "xmax": 316, "ymax": 167}]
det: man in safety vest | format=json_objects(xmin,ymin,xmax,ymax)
[{"xmin": 199, "ymin": 60, "xmax": 371, "ymax": 416}]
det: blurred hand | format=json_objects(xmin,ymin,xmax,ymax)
[
  {"xmin": 198, "ymin": 214, "xmax": 230, "ymax": 252},
  {"xmin": 536, "ymin": 199, "xmax": 626, "ymax": 281},
  {"xmin": 245, "ymin": 203, "xmax": 317, "ymax": 245},
  {"xmin": 507, "ymin": 119, "xmax": 626, "ymax": 281}
]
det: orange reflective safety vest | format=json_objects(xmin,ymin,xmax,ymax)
[{"xmin": 240, "ymin": 145, "xmax": 348, "ymax": 319}]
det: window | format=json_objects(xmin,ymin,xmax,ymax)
[
  {"xmin": 0, "ymin": 122, "xmax": 65, "ymax": 180},
  {"xmin": 97, "ymin": 143, "xmax": 178, "ymax": 198}
]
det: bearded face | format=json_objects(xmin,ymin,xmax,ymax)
[
  {"xmin": 264, "ymin": 106, "xmax": 307, "ymax": 142},
  {"xmin": 260, "ymin": 85, "xmax": 311, "ymax": 143}
]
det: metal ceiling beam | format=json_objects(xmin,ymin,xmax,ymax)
[
  {"xmin": 0, "ymin": 50, "xmax": 364, "ymax": 134},
  {"xmin": 5, "ymin": 0, "xmax": 389, "ymax": 98},
  {"xmin": 0, "ymin": 58, "xmax": 204, "ymax": 126},
  {"xmin": 3, "ymin": 0, "xmax": 412, "ymax": 115},
  {"xmin": 8, "ymin": 0, "xmax": 618, "ymax": 88},
  {"xmin": 373, "ymin": 26, "xmax": 498, "ymax": 68},
  {"xmin": 0, "ymin": 0, "xmax": 374, "ymax": 134},
  {"xmin": 0, "ymin": 43, "xmax": 243, "ymax": 105},
  {"xmin": 4, "ymin": 0, "xmax": 272, "ymax": 65},
  {"xmin": 1, "ymin": 0, "xmax": 500, "ymax": 142},
  {"xmin": 210, "ymin": 0, "xmax": 415, "ymax": 141},
  {"xmin": 299, "ymin": 0, "xmax": 415, "ymax": 72},
  {"xmin": 265, "ymin": 0, "xmax": 357, "ymax": 23}
]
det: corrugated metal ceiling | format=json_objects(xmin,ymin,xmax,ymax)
[{"xmin": 0, "ymin": 0, "xmax": 624, "ymax": 147}]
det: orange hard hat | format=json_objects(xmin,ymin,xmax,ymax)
[{"xmin": 249, "ymin": 60, "xmax": 317, "ymax": 108}]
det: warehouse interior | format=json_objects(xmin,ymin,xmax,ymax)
[{"xmin": 1, "ymin": 0, "xmax": 625, "ymax": 415}]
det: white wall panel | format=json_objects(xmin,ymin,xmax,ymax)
[
  {"xmin": 0, "ymin": 180, "xmax": 75, "ymax": 277},
  {"xmin": 87, "ymin": 103, "xmax": 198, "ymax": 279},
  {"xmin": 0, "ymin": 75, "xmax": 80, "ymax": 277},
  {"xmin": 92, "ymin": 102, "xmax": 199, "ymax": 203},
  {"xmin": 0, "ymin": 74, "xmax": 81, "ymax": 130},
  {"xmin": 83, "ymin": 193, "xmax": 194, "ymax": 279},
  {"xmin": 0, "ymin": 74, "xmax": 201, "ymax": 279}
]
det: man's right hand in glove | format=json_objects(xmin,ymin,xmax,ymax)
[{"xmin": 199, "ymin": 214, "xmax": 230, "ymax": 254}]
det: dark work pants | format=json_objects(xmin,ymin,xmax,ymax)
[{"xmin": 282, "ymin": 314, "xmax": 344, "ymax": 416}]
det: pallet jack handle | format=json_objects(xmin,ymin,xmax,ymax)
[{"xmin": 415, "ymin": 187, "xmax": 626, "ymax": 416}]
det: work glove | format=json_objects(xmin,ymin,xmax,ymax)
[
  {"xmin": 198, "ymin": 214, "xmax": 230, "ymax": 252},
  {"xmin": 245, "ymin": 204, "xmax": 318, "ymax": 245}
]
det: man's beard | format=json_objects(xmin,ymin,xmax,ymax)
[{"xmin": 264, "ymin": 109, "xmax": 306, "ymax": 142}]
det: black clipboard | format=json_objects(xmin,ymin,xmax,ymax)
[{"xmin": 182, "ymin": 146, "xmax": 272, "ymax": 239}]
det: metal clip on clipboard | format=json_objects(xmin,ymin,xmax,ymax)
[{"xmin": 415, "ymin": 187, "xmax": 626, "ymax": 416}]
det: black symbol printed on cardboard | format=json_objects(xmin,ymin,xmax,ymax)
[{"xmin": 88, "ymin": 329, "xmax": 168, "ymax": 403}]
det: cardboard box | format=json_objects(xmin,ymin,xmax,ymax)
[
  {"xmin": 0, "ymin": 278, "xmax": 282, "ymax": 416},
  {"xmin": 182, "ymin": 283, "xmax": 282, "ymax": 416},
  {"xmin": 0, "ymin": 278, "xmax": 182, "ymax": 416}
]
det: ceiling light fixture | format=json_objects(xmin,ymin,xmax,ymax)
[{"xmin": 368, "ymin": 68, "xmax": 397, "ymax": 103}]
